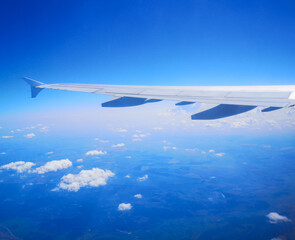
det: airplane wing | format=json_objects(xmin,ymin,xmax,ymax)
[{"xmin": 23, "ymin": 77, "xmax": 295, "ymax": 120}]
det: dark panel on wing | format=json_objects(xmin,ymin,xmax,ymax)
[
  {"xmin": 191, "ymin": 104, "xmax": 256, "ymax": 120},
  {"xmin": 261, "ymin": 107, "xmax": 282, "ymax": 112},
  {"xmin": 175, "ymin": 101, "xmax": 195, "ymax": 106},
  {"xmin": 101, "ymin": 96, "xmax": 161, "ymax": 107}
]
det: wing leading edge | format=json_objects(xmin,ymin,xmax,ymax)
[{"xmin": 23, "ymin": 77, "xmax": 295, "ymax": 120}]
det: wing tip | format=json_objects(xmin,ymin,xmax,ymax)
[{"xmin": 23, "ymin": 77, "xmax": 45, "ymax": 98}]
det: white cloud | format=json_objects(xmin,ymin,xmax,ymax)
[
  {"xmin": 112, "ymin": 143, "xmax": 125, "ymax": 148},
  {"xmin": 132, "ymin": 138, "xmax": 142, "ymax": 142},
  {"xmin": 46, "ymin": 152, "xmax": 54, "ymax": 155},
  {"xmin": 94, "ymin": 138, "xmax": 109, "ymax": 143},
  {"xmin": 58, "ymin": 168, "xmax": 115, "ymax": 192},
  {"xmin": 118, "ymin": 203, "xmax": 132, "ymax": 211},
  {"xmin": 134, "ymin": 194, "xmax": 143, "ymax": 199},
  {"xmin": 185, "ymin": 148, "xmax": 199, "ymax": 152},
  {"xmin": 138, "ymin": 174, "xmax": 148, "ymax": 182},
  {"xmin": 33, "ymin": 159, "xmax": 72, "ymax": 174},
  {"xmin": 0, "ymin": 161, "xmax": 35, "ymax": 173},
  {"xmin": 153, "ymin": 127, "xmax": 163, "ymax": 130},
  {"xmin": 209, "ymin": 149, "xmax": 215, "ymax": 153},
  {"xmin": 2, "ymin": 136, "xmax": 14, "ymax": 139},
  {"xmin": 86, "ymin": 150, "xmax": 107, "ymax": 156},
  {"xmin": 271, "ymin": 238, "xmax": 283, "ymax": 240},
  {"xmin": 0, "ymin": 152, "xmax": 6, "ymax": 155},
  {"xmin": 40, "ymin": 126, "xmax": 49, "ymax": 132},
  {"xmin": 163, "ymin": 146, "xmax": 177, "ymax": 150},
  {"xmin": 125, "ymin": 175, "xmax": 131, "ymax": 178},
  {"xmin": 117, "ymin": 128, "xmax": 128, "ymax": 133},
  {"xmin": 125, "ymin": 156, "xmax": 132, "ymax": 159},
  {"xmin": 215, "ymin": 153, "xmax": 226, "ymax": 157},
  {"xmin": 24, "ymin": 133, "xmax": 36, "ymax": 138},
  {"xmin": 77, "ymin": 158, "xmax": 83, "ymax": 163},
  {"xmin": 266, "ymin": 212, "xmax": 291, "ymax": 224},
  {"xmin": 132, "ymin": 134, "xmax": 148, "ymax": 138}
]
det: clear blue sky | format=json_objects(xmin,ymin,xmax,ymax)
[{"xmin": 1, "ymin": 0, "xmax": 295, "ymax": 115}]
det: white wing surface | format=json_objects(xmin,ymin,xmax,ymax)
[{"xmin": 23, "ymin": 77, "xmax": 295, "ymax": 120}]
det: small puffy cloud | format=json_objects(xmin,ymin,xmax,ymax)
[
  {"xmin": 132, "ymin": 134, "xmax": 148, "ymax": 138},
  {"xmin": 33, "ymin": 159, "xmax": 72, "ymax": 174},
  {"xmin": 46, "ymin": 152, "xmax": 54, "ymax": 155},
  {"xmin": 125, "ymin": 156, "xmax": 132, "ymax": 159},
  {"xmin": 132, "ymin": 138, "xmax": 142, "ymax": 142},
  {"xmin": 118, "ymin": 203, "xmax": 132, "ymax": 211},
  {"xmin": 215, "ymin": 153, "xmax": 226, "ymax": 157},
  {"xmin": 0, "ymin": 152, "xmax": 6, "ymax": 155},
  {"xmin": 185, "ymin": 148, "xmax": 199, "ymax": 152},
  {"xmin": 86, "ymin": 150, "xmax": 107, "ymax": 156},
  {"xmin": 77, "ymin": 158, "xmax": 83, "ymax": 163},
  {"xmin": 24, "ymin": 133, "xmax": 35, "ymax": 138},
  {"xmin": 117, "ymin": 128, "xmax": 128, "ymax": 133},
  {"xmin": 163, "ymin": 146, "xmax": 177, "ymax": 150},
  {"xmin": 112, "ymin": 143, "xmax": 125, "ymax": 148},
  {"xmin": 94, "ymin": 138, "xmax": 109, "ymax": 143},
  {"xmin": 40, "ymin": 126, "xmax": 49, "ymax": 132},
  {"xmin": 58, "ymin": 168, "xmax": 115, "ymax": 192},
  {"xmin": 266, "ymin": 212, "xmax": 291, "ymax": 224},
  {"xmin": 138, "ymin": 174, "xmax": 148, "ymax": 182},
  {"xmin": 209, "ymin": 149, "xmax": 215, "ymax": 153},
  {"xmin": 134, "ymin": 194, "xmax": 143, "ymax": 199},
  {"xmin": 125, "ymin": 175, "xmax": 131, "ymax": 178},
  {"xmin": 0, "ymin": 161, "xmax": 35, "ymax": 173},
  {"xmin": 2, "ymin": 136, "xmax": 14, "ymax": 139}
]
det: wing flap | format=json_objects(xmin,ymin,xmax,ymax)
[
  {"xmin": 101, "ymin": 96, "xmax": 162, "ymax": 107},
  {"xmin": 191, "ymin": 104, "xmax": 256, "ymax": 120}
]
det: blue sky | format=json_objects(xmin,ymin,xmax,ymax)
[{"xmin": 0, "ymin": 0, "xmax": 295, "ymax": 126}]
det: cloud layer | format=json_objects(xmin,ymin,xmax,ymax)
[{"xmin": 58, "ymin": 168, "xmax": 115, "ymax": 192}]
